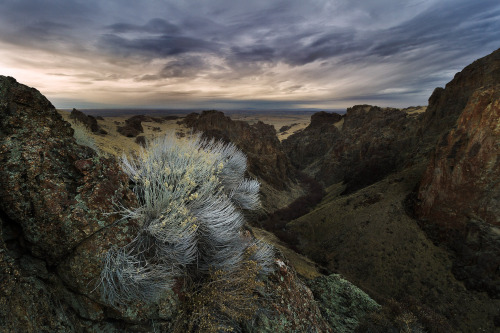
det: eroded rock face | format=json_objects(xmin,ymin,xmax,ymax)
[
  {"xmin": 282, "ymin": 111, "xmax": 342, "ymax": 171},
  {"xmin": 417, "ymin": 88, "xmax": 500, "ymax": 228},
  {"xmin": 181, "ymin": 110, "xmax": 296, "ymax": 191},
  {"xmin": 416, "ymin": 49, "xmax": 500, "ymax": 298},
  {"xmin": 0, "ymin": 76, "xmax": 135, "ymax": 264},
  {"xmin": 284, "ymin": 106, "xmax": 421, "ymax": 193},
  {"xmin": 416, "ymin": 86, "xmax": 500, "ymax": 297},
  {"xmin": 420, "ymin": 48, "xmax": 500, "ymax": 140}
]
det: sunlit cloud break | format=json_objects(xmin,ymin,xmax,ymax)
[{"xmin": 0, "ymin": 0, "xmax": 499, "ymax": 110}]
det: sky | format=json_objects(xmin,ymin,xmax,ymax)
[{"xmin": 0, "ymin": 0, "xmax": 499, "ymax": 110}]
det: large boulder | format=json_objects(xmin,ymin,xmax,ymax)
[{"xmin": 0, "ymin": 76, "xmax": 177, "ymax": 331}]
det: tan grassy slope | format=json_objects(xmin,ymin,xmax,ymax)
[
  {"xmin": 58, "ymin": 110, "xmax": 312, "ymax": 155},
  {"xmin": 58, "ymin": 110, "xmax": 186, "ymax": 156},
  {"xmin": 287, "ymin": 164, "xmax": 500, "ymax": 332}
]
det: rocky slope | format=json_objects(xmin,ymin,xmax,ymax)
[
  {"xmin": 288, "ymin": 165, "xmax": 498, "ymax": 332},
  {"xmin": 0, "ymin": 76, "xmax": 379, "ymax": 332}
]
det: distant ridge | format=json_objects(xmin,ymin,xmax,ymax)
[{"xmin": 59, "ymin": 108, "xmax": 345, "ymax": 117}]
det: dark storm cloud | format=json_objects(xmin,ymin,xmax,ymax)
[
  {"xmin": 278, "ymin": 30, "xmax": 363, "ymax": 66},
  {"xmin": 367, "ymin": 0, "xmax": 500, "ymax": 58},
  {"xmin": 105, "ymin": 18, "xmax": 180, "ymax": 34},
  {"xmin": 98, "ymin": 34, "xmax": 221, "ymax": 58},
  {"xmin": 3, "ymin": 0, "xmax": 498, "ymax": 68},
  {"xmin": 230, "ymin": 46, "xmax": 276, "ymax": 63},
  {"xmin": 272, "ymin": 0, "xmax": 500, "ymax": 68},
  {"xmin": 137, "ymin": 56, "xmax": 209, "ymax": 80}
]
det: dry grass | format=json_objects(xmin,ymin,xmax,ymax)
[
  {"xmin": 57, "ymin": 110, "xmax": 313, "ymax": 154},
  {"xmin": 58, "ymin": 110, "xmax": 184, "ymax": 156}
]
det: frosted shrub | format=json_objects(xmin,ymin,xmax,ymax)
[
  {"xmin": 100, "ymin": 134, "xmax": 273, "ymax": 308},
  {"xmin": 70, "ymin": 120, "xmax": 99, "ymax": 152}
]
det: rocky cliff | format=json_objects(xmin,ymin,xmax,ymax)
[
  {"xmin": 415, "ymin": 49, "xmax": 500, "ymax": 298},
  {"xmin": 419, "ymin": 48, "xmax": 500, "ymax": 141},
  {"xmin": 282, "ymin": 111, "xmax": 342, "ymax": 172},
  {"xmin": 283, "ymin": 105, "xmax": 422, "ymax": 193}
]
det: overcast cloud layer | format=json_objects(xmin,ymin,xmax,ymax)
[{"xmin": 0, "ymin": 0, "xmax": 499, "ymax": 110}]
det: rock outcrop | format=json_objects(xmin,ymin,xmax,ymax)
[
  {"xmin": 0, "ymin": 76, "xmax": 178, "ymax": 331},
  {"xmin": 415, "ymin": 49, "xmax": 500, "ymax": 297},
  {"xmin": 419, "ymin": 48, "xmax": 500, "ymax": 141},
  {"xmin": 283, "ymin": 106, "xmax": 422, "ymax": 193},
  {"xmin": 307, "ymin": 274, "xmax": 380, "ymax": 332},
  {"xmin": 70, "ymin": 108, "xmax": 107, "ymax": 135},
  {"xmin": 117, "ymin": 115, "xmax": 167, "ymax": 138},
  {"xmin": 282, "ymin": 111, "xmax": 342, "ymax": 172},
  {"xmin": 117, "ymin": 115, "xmax": 145, "ymax": 137}
]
